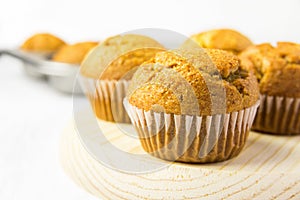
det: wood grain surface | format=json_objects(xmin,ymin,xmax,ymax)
[{"xmin": 60, "ymin": 120, "xmax": 300, "ymax": 200}]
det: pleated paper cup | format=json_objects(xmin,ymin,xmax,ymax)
[
  {"xmin": 124, "ymin": 99, "xmax": 260, "ymax": 163},
  {"xmin": 80, "ymin": 76, "xmax": 131, "ymax": 123},
  {"xmin": 252, "ymin": 95, "xmax": 300, "ymax": 135}
]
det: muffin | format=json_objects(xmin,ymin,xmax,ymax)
[
  {"xmin": 80, "ymin": 34, "xmax": 165, "ymax": 123},
  {"xmin": 239, "ymin": 42, "xmax": 300, "ymax": 135},
  {"xmin": 52, "ymin": 42, "xmax": 98, "ymax": 64},
  {"xmin": 182, "ymin": 29, "xmax": 253, "ymax": 54},
  {"xmin": 20, "ymin": 33, "xmax": 66, "ymax": 57},
  {"xmin": 124, "ymin": 48, "xmax": 260, "ymax": 163}
]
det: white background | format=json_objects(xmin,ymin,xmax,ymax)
[
  {"xmin": 1, "ymin": 0, "xmax": 300, "ymax": 47},
  {"xmin": 0, "ymin": 0, "xmax": 300, "ymax": 199}
]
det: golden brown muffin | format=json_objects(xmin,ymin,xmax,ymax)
[
  {"xmin": 239, "ymin": 42, "xmax": 300, "ymax": 97},
  {"xmin": 52, "ymin": 42, "xmax": 98, "ymax": 64},
  {"xmin": 81, "ymin": 34, "xmax": 165, "ymax": 79},
  {"xmin": 239, "ymin": 42, "xmax": 300, "ymax": 135},
  {"xmin": 182, "ymin": 29, "xmax": 253, "ymax": 54},
  {"xmin": 128, "ymin": 48, "xmax": 259, "ymax": 116},
  {"xmin": 125, "ymin": 48, "xmax": 260, "ymax": 163},
  {"xmin": 80, "ymin": 34, "xmax": 165, "ymax": 123},
  {"xmin": 21, "ymin": 33, "xmax": 66, "ymax": 55}
]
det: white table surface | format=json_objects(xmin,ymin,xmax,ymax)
[{"xmin": 0, "ymin": 56, "xmax": 98, "ymax": 200}]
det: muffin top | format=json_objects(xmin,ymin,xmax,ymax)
[
  {"xmin": 52, "ymin": 42, "xmax": 98, "ymax": 64},
  {"xmin": 239, "ymin": 42, "xmax": 300, "ymax": 97},
  {"xmin": 21, "ymin": 33, "xmax": 66, "ymax": 54},
  {"xmin": 80, "ymin": 34, "xmax": 165, "ymax": 80},
  {"xmin": 127, "ymin": 48, "xmax": 259, "ymax": 116},
  {"xmin": 182, "ymin": 29, "xmax": 253, "ymax": 54}
]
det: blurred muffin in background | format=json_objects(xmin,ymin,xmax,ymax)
[
  {"xmin": 239, "ymin": 42, "xmax": 300, "ymax": 135},
  {"xmin": 52, "ymin": 42, "xmax": 98, "ymax": 64},
  {"xmin": 21, "ymin": 33, "xmax": 66, "ymax": 56},
  {"xmin": 80, "ymin": 34, "xmax": 165, "ymax": 123},
  {"xmin": 182, "ymin": 29, "xmax": 253, "ymax": 54}
]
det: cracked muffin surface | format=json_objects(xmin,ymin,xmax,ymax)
[
  {"xmin": 128, "ymin": 48, "xmax": 259, "ymax": 116},
  {"xmin": 239, "ymin": 42, "xmax": 300, "ymax": 97}
]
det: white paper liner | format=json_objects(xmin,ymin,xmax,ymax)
[
  {"xmin": 124, "ymin": 99, "xmax": 260, "ymax": 163},
  {"xmin": 252, "ymin": 95, "xmax": 300, "ymax": 135},
  {"xmin": 80, "ymin": 76, "xmax": 131, "ymax": 123}
]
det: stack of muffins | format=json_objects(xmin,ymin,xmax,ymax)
[{"xmin": 78, "ymin": 28, "xmax": 299, "ymax": 163}]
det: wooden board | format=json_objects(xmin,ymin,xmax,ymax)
[{"xmin": 60, "ymin": 119, "xmax": 300, "ymax": 200}]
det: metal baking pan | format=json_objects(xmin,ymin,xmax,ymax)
[{"xmin": 0, "ymin": 49, "xmax": 83, "ymax": 95}]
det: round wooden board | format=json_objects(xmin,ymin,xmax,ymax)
[{"xmin": 60, "ymin": 119, "xmax": 300, "ymax": 200}]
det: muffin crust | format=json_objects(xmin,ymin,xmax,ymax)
[
  {"xmin": 80, "ymin": 34, "xmax": 165, "ymax": 80},
  {"xmin": 183, "ymin": 29, "xmax": 253, "ymax": 54},
  {"xmin": 128, "ymin": 48, "xmax": 259, "ymax": 116},
  {"xmin": 52, "ymin": 42, "xmax": 98, "ymax": 64},
  {"xmin": 239, "ymin": 42, "xmax": 300, "ymax": 97},
  {"xmin": 21, "ymin": 33, "xmax": 66, "ymax": 53}
]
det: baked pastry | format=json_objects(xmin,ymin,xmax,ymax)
[
  {"xmin": 20, "ymin": 33, "xmax": 66, "ymax": 57},
  {"xmin": 80, "ymin": 34, "xmax": 165, "ymax": 123},
  {"xmin": 182, "ymin": 29, "xmax": 253, "ymax": 54},
  {"xmin": 124, "ymin": 48, "xmax": 260, "ymax": 163},
  {"xmin": 239, "ymin": 42, "xmax": 300, "ymax": 135},
  {"xmin": 52, "ymin": 42, "xmax": 98, "ymax": 64}
]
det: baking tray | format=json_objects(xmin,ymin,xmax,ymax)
[{"xmin": 0, "ymin": 49, "xmax": 83, "ymax": 95}]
